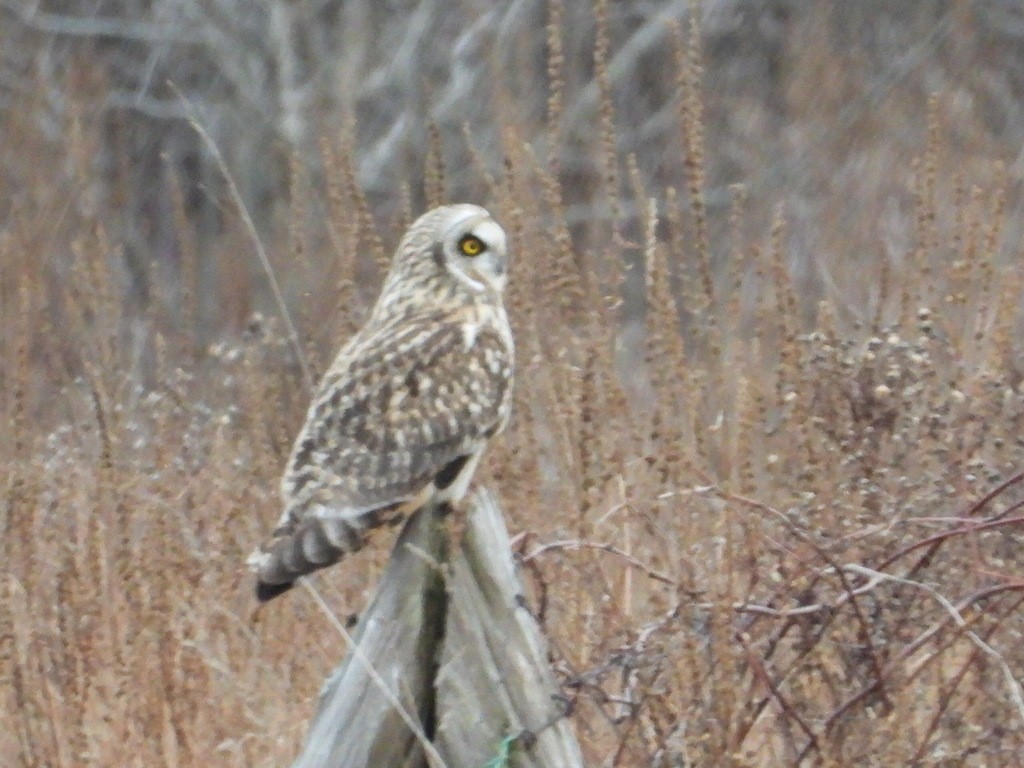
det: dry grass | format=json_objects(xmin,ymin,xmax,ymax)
[{"xmin": 3, "ymin": 9, "xmax": 1024, "ymax": 768}]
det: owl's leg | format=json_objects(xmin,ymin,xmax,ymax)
[
  {"xmin": 434, "ymin": 451, "xmax": 482, "ymax": 556},
  {"xmin": 440, "ymin": 500, "xmax": 470, "ymax": 556}
]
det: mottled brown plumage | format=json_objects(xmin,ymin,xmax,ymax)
[{"xmin": 248, "ymin": 204, "xmax": 513, "ymax": 601}]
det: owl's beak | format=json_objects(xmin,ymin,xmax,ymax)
[{"xmin": 472, "ymin": 262, "xmax": 507, "ymax": 293}]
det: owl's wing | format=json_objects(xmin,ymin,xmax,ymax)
[{"xmin": 248, "ymin": 312, "xmax": 512, "ymax": 600}]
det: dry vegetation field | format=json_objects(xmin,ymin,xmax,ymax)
[{"xmin": 3, "ymin": 2, "xmax": 1024, "ymax": 766}]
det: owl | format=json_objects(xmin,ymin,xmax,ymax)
[{"xmin": 248, "ymin": 204, "xmax": 514, "ymax": 602}]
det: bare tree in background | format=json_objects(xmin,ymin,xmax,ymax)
[{"xmin": 3, "ymin": 0, "xmax": 1024, "ymax": 333}]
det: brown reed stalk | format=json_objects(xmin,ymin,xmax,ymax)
[
  {"xmin": 0, "ymin": 231, "xmax": 11, "ymax": 400},
  {"xmin": 593, "ymin": 0, "xmax": 620, "ymax": 236},
  {"xmin": 673, "ymin": 15, "xmax": 714, "ymax": 317},
  {"xmin": 9, "ymin": 600, "xmax": 51, "ymax": 768},
  {"xmin": 74, "ymin": 223, "xmax": 123, "ymax": 375},
  {"xmin": 319, "ymin": 135, "xmax": 361, "ymax": 338},
  {"xmin": 636, "ymin": 171, "xmax": 690, "ymax": 488},
  {"xmin": 319, "ymin": 135, "xmax": 357, "ymax": 256},
  {"xmin": 0, "ymin": 288, "xmax": 34, "ymax": 756},
  {"xmin": 5, "ymin": 282, "xmax": 35, "ymax": 586},
  {"xmin": 424, "ymin": 121, "xmax": 445, "ymax": 209},
  {"xmin": 576, "ymin": 344, "xmax": 602, "ymax": 526},
  {"xmin": 525, "ymin": 143, "xmax": 584, "ymax": 318},
  {"xmin": 952, "ymin": 171, "xmax": 966, "ymax": 263},
  {"xmin": 726, "ymin": 184, "xmax": 748, "ymax": 329},
  {"xmin": 336, "ymin": 123, "xmax": 389, "ymax": 275},
  {"xmin": 768, "ymin": 204, "xmax": 800, "ymax": 408},
  {"xmin": 873, "ymin": 255, "xmax": 890, "ymax": 332},
  {"xmin": 592, "ymin": 309, "xmax": 635, "ymax": 500},
  {"xmin": 9, "ymin": 278, "xmax": 30, "ymax": 451},
  {"xmin": 908, "ymin": 159, "xmax": 928, "ymax": 299},
  {"xmin": 663, "ymin": 185, "xmax": 685, "ymax": 261},
  {"xmin": 545, "ymin": 0, "xmax": 566, "ymax": 163},
  {"xmin": 55, "ymin": 551, "xmax": 88, "ymax": 765},
  {"xmin": 663, "ymin": 185, "xmax": 701, "ymax": 328},
  {"xmin": 104, "ymin": 400, "xmax": 139, "ymax": 633},
  {"xmin": 550, "ymin": 343, "xmax": 585, "ymax": 508},
  {"xmin": 0, "ymin": 581, "xmax": 23, "ymax": 761},
  {"xmin": 494, "ymin": 149, "xmax": 528, "ymax": 327},
  {"xmin": 987, "ymin": 256, "xmax": 1022, "ymax": 371},
  {"xmin": 461, "ymin": 123, "xmax": 497, "ymax": 202},
  {"xmin": 398, "ymin": 180, "xmax": 413, "ymax": 234},
  {"xmin": 484, "ymin": 192, "xmax": 537, "ymax": 507},
  {"xmin": 816, "ymin": 296, "xmax": 838, "ymax": 344},
  {"xmin": 166, "ymin": 159, "xmax": 201, "ymax": 348},
  {"xmin": 953, "ymin": 184, "xmax": 983, "ymax": 310},
  {"xmin": 922, "ymin": 94, "xmax": 941, "ymax": 258},
  {"xmin": 909, "ymin": 96, "xmax": 941, "ymax": 317},
  {"xmin": 976, "ymin": 164, "xmax": 1007, "ymax": 339},
  {"xmin": 157, "ymin": 488, "xmax": 194, "ymax": 766},
  {"xmin": 731, "ymin": 373, "xmax": 757, "ymax": 496},
  {"xmin": 287, "ymin": 150, "xmax": 323, "ymax": 378},
  {"xmin": 83, "ymin": 364, "xmax": 124, "ymax": 669},
  {"xmin": 288, "ymin": 150, "xmax": 311, "ymax": 274}
]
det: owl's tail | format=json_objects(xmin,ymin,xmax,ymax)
[{"xmin": 247, "ymin": 504, "xmax": 406, "ymax": 603}]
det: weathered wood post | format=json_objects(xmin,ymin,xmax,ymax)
[{"xmin": 291, "ymin": 489, "xmax": 583, "ymax": 768}]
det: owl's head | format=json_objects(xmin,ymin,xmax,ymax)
[{"xmin": 384, "ymin": 204, "xmax": 509, "ymax": 301}]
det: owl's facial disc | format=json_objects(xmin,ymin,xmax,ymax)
[{"xmin": 443, "ymin": 212, "xmax": 508, "ymax": 293}]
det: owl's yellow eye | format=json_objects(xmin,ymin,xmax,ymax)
[{"xmin": 458, "ymin": 234, "xmax": 486, "ymax": 257}]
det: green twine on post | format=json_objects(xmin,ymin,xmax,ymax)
[{"xmin": 482, "ymin": 733, "xmax": 518, "ymax": 768}]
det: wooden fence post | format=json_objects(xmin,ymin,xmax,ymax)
[{"xmin": 290, "ymin": 489, "xmax": 584, "ymax": 768}]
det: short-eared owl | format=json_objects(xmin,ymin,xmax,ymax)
[{"xmin": 248, "ymin": 204, "xmax": 514, "ymax": 602}]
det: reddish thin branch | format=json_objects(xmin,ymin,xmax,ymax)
[
  {"xmin": 522, "ymin": 539, "xmax": 677, "ymax": 586},
  {"xmin": 739, "ymin": 633, "xmax": 820, "ymax": 759},
  {"xmin": 819, "ymin": 582, "xmax": 1024, "ymax": 738},
  {"xmin": 876, "ymin": 513, "xmax": 1024, "ymax": 572},
  {"xmin": 908, "ymin": 593, "xmax": 1024, "ymax": 763}
]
